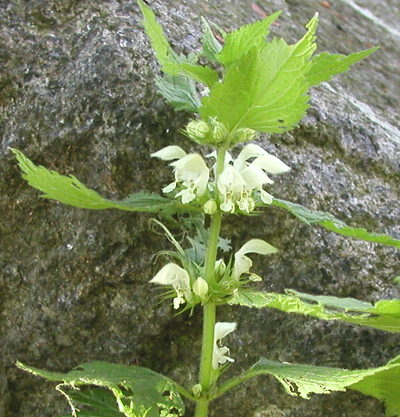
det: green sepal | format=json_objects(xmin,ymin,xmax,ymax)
[
  {"xmin": 216, "ymin": 11, "xmax": 282, "ymax": 67},
  {"xmin": 137, "ymin": 0, "xmax": 218, "ymax": 87},
  {"xmin": 155, "ymin": 74, "xmax": 201, "ymax": 112},
  {"xmin": 271, "ymin": 198, "xmax": 400, "ymax": 248},
  {"xmin": 228, "ymin": 289, "xmax": 400, "ymax": 332},
  {"xmin": 16, "ymin": 361, "xmax": 184, "ymax": 417},
  {"xmin": 11, "ymin": 148, "xmax": 178, "ymax": 214}
]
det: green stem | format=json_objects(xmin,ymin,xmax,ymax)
[
  {"xmin": 194, "ymin": 398, "xmax": 209, "ymax": 417},
  {"xmin": 172, "ymin": 381, "xmax": 196, "ymax": 402},
  {"xmin": 194, "ymin": 302, "xmax": 216, "ymax": 417},
  {"xmin": 204, "ymin": 212, "xmax": 222, "ymax": 278},
  {"xmin": 194, "ymin": 146, "xmax": 227, "ymax": 417},
  {"xmin": 209, "ymin": 371, "xmax": 257, "ymax": 400},
  {"xmin": 197, "ymin": 303, "xmax": 216, "ymax": 391}
]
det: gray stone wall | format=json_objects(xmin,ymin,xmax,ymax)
[{"xmin": 1, "ymin": 1, "xmax": 399, "ymax": 416}]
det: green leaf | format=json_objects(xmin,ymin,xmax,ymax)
[
  {"xmin": 271, "ymin": 198, "xmax": 400, "ymax": 248},
  {"xmin": 176, "ymin": 61, "xmax": 218, "ymax": 87},
  {"xmin": 156, "ymin": 75, "xmax": 201, "ymax": 111},
  {"xmin": 12, "ymin": 148, "xmax": 177, "ymax": 213},
  {"xmin": 244, "ymin": 356, "xmax": 400, "ymax": 416},
  {"xmin": 200, "ymin": 15, "xmax": 319, "ymax": 133},
  {"xmin": 137, "ymin": 0, "xmax": 173, "ymax": 69},
  {"xmin": 137, "ymin": 0, "xmax": 218, "ymax": 87},
  {"xmin": 17, "ymin": 361, "xmax": 184, "ymax": 417},
  {"xmin": 228, "ymin": 289, "xmax": 400, "ymax": 332},
  {"xmin": 57, "ymin": 388, "xmax": 124, "ymax": 417},
  {"xmin": 351, "ymin": 361, "xmax": 400, "ymax": 417},
  {"xmin": 200, "ymin": 17, "xmax": 223, "ymax": 61},
  {"xmin": 306, "ymin": 47, "xmax": 378, "ymax": 86},
  {"xmin": 200, "ymin": 14, "xmax": 376, "ymax": 134},
  {"xmin": 113, "ymin": 192, "xmax": 178, "ymax": 213},
  {"xmin": 217, "ymin": 11, "xmax": 281, "ymax": 67}
]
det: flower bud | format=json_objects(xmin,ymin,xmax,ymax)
[
  {"xmin": 186, "ymin": 120, "xmax": 210, "ymax": 143},
  {"xmin": 210, "ymin": 119, "xmax": 228, "ymax": 143},
  {"xmin": 192, "ymin": 383, "xmax": 202, "ymax": 398},
  {"xmin": 203, "ymin": 199, "xmax": 217, "ymax": 215},
  {"xmin": 192, "ymin": 277, "xmax": 208, "ymax": 300},
  {"xmin": 232, "ymin": 128, "xmax": 257, "ymax": 144},
  {"xmin": 215, "ymin": 259, "xmax": 226, "ymax": 277}
]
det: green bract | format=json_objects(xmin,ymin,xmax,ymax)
[{"xmin": 12, "ymin": 2, "xmax": 399, "ymax": 417}]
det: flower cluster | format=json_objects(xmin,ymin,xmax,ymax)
[
  {"xmin": 217, "ymin": 144, "xmax": 290, "ymax": 213},
  {"xmin": 152, "ymin": 143, "xmax": 290, "ymax": 215},
  {"xmin": 150, "ymin": 239, "xmax": 277, "ymax": 310}
]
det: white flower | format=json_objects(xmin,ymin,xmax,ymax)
[
  {"xmin": 216, "ymin": 144, "xmax": 290, "ymax": 213},
  {"xmin": 234, "ymin": 144, "xmax": 290, "ymax": 174},
  {"xmin": 217, "ymin": 165, "xmax": 248, "ymax": 213},
  {"xmin": 150, "ymin": 263, "xmax": 192, "ymax": 309},
  {"xmin": 212, "ymin": 322, "xmax": 237, "ymax": 369},
  {"xmin": 173, "ymin": 154, "xmax": 209, "ymax": 203},
  {"xmin": 233, "ymin": 239, "xmax": 277, "ymax": 280},
  {"xmin": 151, "ymin": 145, "xmax": 187, "ymax": 161},
  {"xmin": 152, "ymin": 147, "xmax": 210, "ymax": 204}
]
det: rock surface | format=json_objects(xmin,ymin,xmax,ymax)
[{"xmin": 0, "ymin": 1, "xmax": 399, "ymax": 417}]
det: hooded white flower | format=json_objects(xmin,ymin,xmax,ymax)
[
  {"xmin": 212, "ymin": 322, "xmax": 237, "ymax": 369},
  {"xmin": 152, "ymin": 146, "xmax": 210, "ymax": 204},
  {"xmin": 151, "ymin": 145, "xmax": 187, "ymax": 161},
  {"xmin": 217, "ymin": 144, "xmax": 290, "ymax": 213},
  {"xmin": 234, "ymin": 144, "xmax": 290, "ymax": 174},
  {"xmin": 217, "ymin": 165, "xmax": 248, "ymax": 213},
  {"xmin": 233, "ymin": 239, "xmax": 278, "ymax": 281},
  {"xmin": 172, "ymin": 154, "xmax": 209, "ymax": 203},
  {"xmin": 150, "ymin": 263, "xmax": 192, "ymax": 309}
]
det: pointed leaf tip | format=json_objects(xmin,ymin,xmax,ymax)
[
  {"xmin": 12, "ymin": 149, "xmax": 179, "ymax": 214},
  {"xmin": 217, "ymin": 10, "xmax": 282, "ymax": 67},
  {"xmin": 229, "ymin": 289, "xmax": 400, "ymax": 332},
  {"xmin": 271, "ymin": 199, "xmax": 400, "ymax": 248}
]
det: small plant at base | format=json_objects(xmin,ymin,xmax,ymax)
[{"xmin": 12, "ymin": 2, "xmax": 400, "ymax": 417}]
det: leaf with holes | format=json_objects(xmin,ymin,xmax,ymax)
[
  {"xmin": 57, "ymin": 388, "xmax": 124, "ymax": 417},
  {"xmin": 233, "ymin": 356, "xmax": 400, "ymax": 416},
  {"xmin": 228, "ymin": 289, "xmax": 400, "ymax": 332},
  {"xmin": 17, "ymin": 361, "xmax": 184, "ymax": 417}
]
